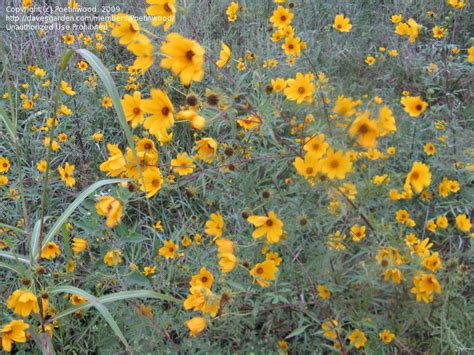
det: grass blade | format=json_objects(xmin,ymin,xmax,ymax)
[
  {"xmin": 0, "ymin": 251, "xmax": 30, "ymax": 264},
  {"xmin": 0, "ymin": 38, "xmax": 17, "ymax": 136},
  {"xmin": 0, "ymin": 105, "xmax": 16, "ymax": 140},
  {"xmin": 35, "ymin": 178, "xmax": 129, "ymax": 260},
  {"xmin": 60, "ymin": 50, "xmax": 74, "ymax": 71},
  {"xmin": 75, "ymin": 49, "xmax": 136, "ymax": 155},
  {"xmin": 97, "ymin": 290, "xmax": 179, "ymax": 304},
  {"xmin": 48, "ymin": 286, "xmax": 132, "ymax": 352},
  {"xmin": 48, "ymin": 290, "xmax": 180, "ymax": 322},
  {"xmin": 75, "ymin": 49, "xmax": 152, "ymax": 218},
  {"xmin": 30, "ymin": 216, "xmax": 50, "ymax": 262},
  {"xmin": 0, "ymin": 222, "xmax": 27, "ymax": 235},
  {"xmin": 0, "ymin": 261, "xmax": 24, "ymax": 274}
]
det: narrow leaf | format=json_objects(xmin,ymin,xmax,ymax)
[
  {"xmin": 30, "ymin": 216, "xmax": 50, "ymax": 261},
  {"xmin": 0, "ymin": 105, "xmax": 16, "ymax": 140},
  {"xmin": 60, "ymin": 50, "xmax": 74, "ymax": 71},
  {"xmin": 0, "ymin": 222, "xmax": 27, "ymax": 235},
  {"xmin": 0, "ymin": 251, "xmax": 30, "ymax": 264},
  {"xmin": 75, "ymin": 49, "xmax": 148, "ymax": 205},
  {"xmin": 75, "ymin": 49, "xmax": 136, "ymax": 155},
  {"xmin": 0, "ymin": 261, "xmax": 24, "ymax": 274},
  {"xmin": 48, "ymin": 290, "xmax": 180, "ymax": 322},
  {"xmin": 285, "ymin": 324, "xmax": 312, "ymax": 339},
  {"xmin": 36, "ymin": 178, "xmax": 129, "ymax": 260},
  {"xmin": 48, "ymin": 286, "xmax": 131, "ymax": 351}
]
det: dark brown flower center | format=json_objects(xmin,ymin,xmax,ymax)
[
  {"xmin": 186, "ymin": 50, "xmax": 195, "ymax": 61},
  {"xmin": 207, "ymin": 94, "xmax": 219, "ymax": 106},
  {"xmin": 330, "ymin": 160, "xmax": 339, "ymax": 169},
  {"xmin": 411, "ymin": 172, "xmax": 419, "ymax": 180},
  {"xmin": 161, "ymin": 107, "xmax": 170, "ymax": 115},
  {"xmin": 358, "ymin": 124, "xmax": 369, "ymax": 134},
  {"xmin": 186, "ymin": 95, "xmax": 198, "ymax": 106},
  {"xmin": 256, "ymin": 267, "xmax": 264, "ymax": 274},
  {"xmin": 298, "ymin": 87, "xmax": 305, "ymax": 94},
  {"xmin": 133, "ymin": 107, "xmax": 141, "ymax": 115},
  {"xmin": 201, "ymin": 276, "xmax": 208, "ymax": 283},
  {"xmin": 416, "ymin": 104, "xmax": 422, "ymax": 111},
  {"xmin": 266, "ymin": 219, "xmax": 273, "ymax": 226},
  {"xmin": 306, "ymin": 167, "xmax": 314, "ymax": 174}
]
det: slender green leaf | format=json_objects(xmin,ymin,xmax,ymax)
[
  {"xmin": 97, "ymin": 290, "xmax": 179, "ymax": 304},
  {"xmin": 49, "ymin": 290, "xmax": 179, "ymax": 322},
  {"xmin": 285, "ymin": 324, "xmax": 312, "ymax": 339},
  {"xmin": 0, "ymin": 261, "xmax": 23, "ymax": 274},
  {"xmin": 0, "ymin": 251, "xmax": 30, "ymax": 264},
  {"xmin": 48, "ymin": 286, "xmax": 131, "ymax": 351},
  {"xmin": 30, "ymin": 216, "xmax": 50, "ymax": 261},
  {"xmin": 226, "ymin": 280, "xmax": 247, "ymax": 291},
  {"xmin": 35, "ymin": 178, "xmax": 129, "ymax": 260},
  {"xmin": 75, "ymin": 49, "xmax": 150, "ymax": 217},
  {"xmin": 75, "ymin": 49, "xmax": 136, "ymax": 155},
  {"xmin": 0, "ymin": 105, "xmax": 15, "ymax": 140},
  {"xmin": 0, "ymin": 222, "xmax": 27, "ymax": 235},
  {"xmin": 0, "ymin": 38, "xmax": 17, "ymax": 133},
  {"xmin": 60, "ymin": 50, "xmax": 74, "ymax": 71},
  {"xmin": 124, "ymin": 271, "xmax": 151, "ymax": 287}
]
